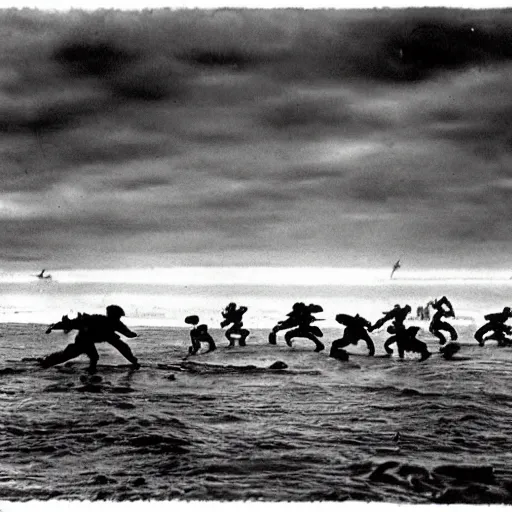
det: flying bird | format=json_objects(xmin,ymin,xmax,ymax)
[
  {"xmin": 35, "ymin": 269, "xmax": 52, "ymax": 280},
  {"xmin": 390, "ymin": 260, "xmax": 401, "ymax": 279}
]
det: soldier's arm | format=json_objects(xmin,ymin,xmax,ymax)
[
  {"xmin": 361, "ymin": 317, "xmax": 372, "ymax": 328},
  {"xmin": 369, "ymin": 314, "xmax": 390, "ymax": 331},
  {"xmin": 116, "ymin": 321, "xmax": 138, "ymax": 338}
]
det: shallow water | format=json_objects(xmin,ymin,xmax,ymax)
[{"xmin": 1, "ymin": 323, "xmax": 512, "ymax": 503}]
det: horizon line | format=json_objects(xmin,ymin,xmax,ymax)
[{"xmin": 0, "ymin": 266, "xmax": 511, "ymax": 285}]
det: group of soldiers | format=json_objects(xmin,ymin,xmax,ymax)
[
  {"xmin": 266, "ymin": 298, "xmax": 458, "ymax": 362},
  {"xmin": 185, "ymin": 298, "xmax": 512, "ymax": 362},
  {"xmin": 184, "ymin": 303, "xmax": 249, "ymax": 355},
  {"xmin": 38, "ymin": 298, "xmax": 512, "ymax": 373}
]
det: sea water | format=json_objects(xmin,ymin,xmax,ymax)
[{"xmin": 1, "ymin": 277, "xmax": 512, "ymax": 502}]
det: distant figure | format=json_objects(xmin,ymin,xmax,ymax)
[
  {"xmin": 330, "ymin": 313, "xmax": 375, "ymax": 359},
  {"xmin": 220, "ymin": 303, "xmax": 250, "ymax": 347},
  {"xmin": 185, "ymin": 315, "xmax": 216, "ymax": 355},
  {"xmin": 429, "ymin": 296, "xmax": 458, "ymax": 345},
  {"xmin": 474, "ymin": 307, "xmax": 512, "ymax": 347},
  {"xmin": 39, "ymin": 305, "xmax": 140, "ymax": 373},
  {"xmin": 390, "ymin": 260, "xmax": 401, "ymax": 279},
  {"xmin": 417, "ymin": 301, "xmax": 432, "ymax": 321},
  {"xmin": 269, "ymin": 302, "xmax": 325, "ymax": 352},
  {"xmin": 35, "ymin": 269, "xmax": 52, "ymax": 280}
]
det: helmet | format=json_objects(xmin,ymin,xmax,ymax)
[
  {"xmin": 293, "ymin": 302, "xmax": 305, "ymax": 311},
  {"xmin": 106, "ymin": 305, "xmax": 125, "ymax": 317},
  {"xmin": 185, "ymin": 315, "xmax": 200, "ymax": 325}
]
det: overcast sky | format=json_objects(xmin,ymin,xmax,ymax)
[{"xmin": 1, "ymin": 7, "xmax": 512, "ymax": 271}]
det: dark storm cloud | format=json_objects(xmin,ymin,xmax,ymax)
[
  {"xmin": 53, "ymin": 40, "xmax": 138, "ymax": 78},
  {"xmin": 0, "ymin": 91, "xmax": 106, "ymax": 134},
  {"xmin": 304, "ymin": 12, "xmax": 512, "ymax": 83},
  {"xmin": 2, "ymin": 8, "xmax": 512, "ymax": 269}
]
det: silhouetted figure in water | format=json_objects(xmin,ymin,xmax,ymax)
[
  {"xmin": 220, "ymin": 303, "xmax": 250, "ymax": 347},
  {"xmin": 39, "ymin": 305, "xmax": 139, "ymax": 373},
  {"xmin": 330, "ymin": 313, "xmax": 375, "ymax": 359},
  {"xmin": 370, "ymin": 304, "xmax": 411, "ymax": 333},
  {"xmin": 474, "ymin": 307, "xmax": 512, "ymax": 347},
  {"xmin": 395, "ymin": 326, "xmax": 431, "ymax": 361},
  {"xmin": 185, "ymin": 315, "xmax": 216, "ymax": 355},
  {"xmin": 429, "ymin": 296, "xmax": 458, "ymax": 345},
  {"xmin": 269, "ymin": 302, "xmax": 325, "ymax": 352},
  {"xmin": 370, "ymin": 304, "xmax": 429, "ymax": 360}
]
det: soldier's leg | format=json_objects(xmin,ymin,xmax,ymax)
[
  {"xmin": 83, "ymin": 343, "xmax": 100, "ymax": 373},
  {"xmin": 39, "ymin": 343, "xmax": 84, "ymax": 368},
  {"xmin": 474, "ymin": 323, "xmax": 492, "ymax": 346},
  {"xmin": 108, "ymin": 338, "xmax": 139, "ymax": 367},
  {"xmin": 303, "ymin": 331, "xmax": 325, "ymax": 352},
  {"xmin": 270, "ymin": 318, "xmax": 296, "ymax": 344},
  {"xmin": 330, "ymin": 336, "xmax": 353, "ymax": 357},
  {"xmin": 496, "ymin": 330, "xmax": 507, "ymax": 347},
  {"xmin": 225, "ymin": 325, "xmax": 236, "ymax": 347},
  {"xmin": 439, "ymin": 321, "xmax": 458, "ymax": 341},
  {"xmin": 416, "ymin": 340, "xmax": 431, "ymax": 361},
  {"xmin": 284, "ymin": 328, "xmax": 302, "ymax": 347},
  {"xmin": 396, "ymin": 338, "xmax": 405, "ymax": 359},
  {"xmin": 360, "ymin": 331, "xmax": 375, "ymax": 356},
  {"xmin": 206, "ymin": 334, "xmax": 217, "ymax": 352},
  {"xmin": 189, "ymin": 337, "xmax": 200, "ymax": 355},
  {"xmin": 384, "ymin": 336, "xmax": 397, "ymax": 355},
  {"xmin": 238, "ymin": 328, "xmax": 249, "ymax": 347},
  {"xmin": 329, "ymin": 342, "xmax": 349, "ymax": 361},
  {"xmin": 433, "ymin": 328, "xmax": 447, "ymax": 345},
  {"xmin": 309, "ymin": 325, "xmax": 324, "ymax": 338}
]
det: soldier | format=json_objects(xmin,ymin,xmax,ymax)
[
  {"xmin": 269, "ymin": 302, "xmax": 325, "ymax": 352},
  {"xmin": 185, "ymin": 315, "xmax": 216, "ymax": 355},
  {"xmin": 429, "ymin": 296, "xmax": 458, "ymax": 345},
  {"xmin": 40, "ymin": 305, "xmax": 139, "ymax": 373},
  {"xmin": 220, "ymin": 303, "xmax": 250, "ymax": 347},
  {"xmin": 474, "ymin": 307, "xmax": 512, "ymax": 347},
  {"xmin": 330, "ymin": 313, "xmax": 375, "ymax": 358}
]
